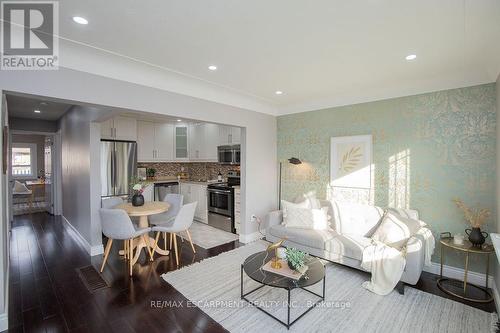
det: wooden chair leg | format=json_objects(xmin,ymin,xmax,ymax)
[
  {"xmin": 151, "ymin": 232, "xmax": 161, "ymax": 258},
  {"xmin": 173, "ymin": 233, "xmax": 179, "ymax": 266},
  {"xmin": 163, "ymin": 232, "xmax": 167, "ymax": 251},
  {"xmin": 129, "ymin": 239, "xmax": 133, "ymax": 276},
  {"xmin": 142, "ymin": 234, "xmax": 154, "ymax": 261},
  {"xmin": 100, "ymin": 238, "xmax": 113, "ymax": 272},
  {"xmin": 186, "ymin": 230, "xmax": 196, "ymax": 254},
  {"xmin": 124, "ymin": 240, "xmax": 128, "ymax": 259},
  {"xmin": 169, "ymin": 233, "xmax": 173, "ymax": 250}
]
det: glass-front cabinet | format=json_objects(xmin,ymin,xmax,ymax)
[{"xmin": 174, "ymin": 125, "xmax": 188, "ymax": 160}]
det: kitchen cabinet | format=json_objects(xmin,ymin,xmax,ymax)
[
  {"xmin": 174, "ymin": 125, "xmax": 189, "ymax": 160},
  {"xmin": 189, "ymin": 123, "xmax": 219, "ymax": 162},
  {"xmin": 137, "ymin": 121, "xmax": 174, "ymax": 162},
  {"xmin": 180, "ymin": 182, "xmax": 208, "ymax": 223},
  {"xmin": 101, "ymin": 116, "xmax": 137, "ymax": 141},
  {"xmin": 188, "ymin": 123, "xmax": 204, "ymax": 161},
  {"xmin": 219, "ymin": 125, "xmax": 241, "ymax": 145}
]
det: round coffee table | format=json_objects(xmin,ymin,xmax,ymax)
[{"xmin": 241, "ymin": 251, "xmax": 325, "ymax": 329}]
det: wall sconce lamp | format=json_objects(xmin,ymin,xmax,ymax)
[{"xmin": 279, "ymin": 157, "xmax": 302, "ymax": 209}]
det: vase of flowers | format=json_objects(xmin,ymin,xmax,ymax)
[
  {"xmin": 453, "ymin": 198, "xmax": 490, "ymax": 247},
  {"xmin": 131, "ymin": 183, "xmax": 145, "ymax": 207},
  {"xmin": 285, "ymin": 248, "xmax": 307, "ymax": 271}
]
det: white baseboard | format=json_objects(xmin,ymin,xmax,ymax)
[
  {"xmin": 0, "ymin": 312, "xmax": 8, "ymax": 331},
  {"xmin": 239, "ymin": 231, "xmax": 263, "ymax": 244},
  {"xmin": 423, "ymin": 262, "xmax": 494, "ymax": 289},
  {"xmin": 62, "ymin": 215, "xmax": 104, "ymax": 256}
]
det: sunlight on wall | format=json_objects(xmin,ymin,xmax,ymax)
[
  {"xmin": 327, "ymin": 164, "xmax": 374, "ymax": 205},
  {"xmin": 388, "ymin": 149, "xmax": 411, "ymax": 209}
]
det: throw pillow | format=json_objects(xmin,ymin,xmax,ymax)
[
  {"xmin": 13, "ymin": 180, "xmax": 30, "ymax": 193},
  {"xmin": 371, "ymin": 211, "xmax": 421, "ymax": 250},
  {"xmin": 303, "ymin": 191, "xmax": 322, "ymax": 209},
  {"xmin": 281, "ymin": 199, "xmax": 310, "ymax": 225},
  {"xmin": 283, "ymin": 205, "xmax": 330, "ymax": 230}
]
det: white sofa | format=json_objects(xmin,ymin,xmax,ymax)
[{"xmin": 265, "ymin": 200, "xmax": 428, "ymax": 293}]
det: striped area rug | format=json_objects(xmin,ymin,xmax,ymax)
[{"xmin": 162, "ymin": 241, "xmax": 497, "ymax": 333}]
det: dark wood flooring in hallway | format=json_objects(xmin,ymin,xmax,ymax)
[{"xmin": 5, "ymin": 212, "xmax": 496, "ymax": 332}]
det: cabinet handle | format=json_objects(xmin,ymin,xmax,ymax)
[{"xmin": 110, "ymin": 127, "xmax": 113, "ymax": 138}]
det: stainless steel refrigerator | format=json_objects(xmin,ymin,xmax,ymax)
[{"xmin": 101, "ymin": 140, "xmax": 137, "ymax": 198}]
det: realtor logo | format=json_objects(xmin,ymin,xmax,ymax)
[{"xmin": 1, "ymin": 1, "xmax": 59, "ymax": 70}]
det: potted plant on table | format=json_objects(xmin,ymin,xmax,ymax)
[
  {"xmin": 453, "ymin": 198, "xmax": 490, "ymax": 247},
  {"xmin": 131, "ymin": 182, "xmax": 146, "ymax": 207},
  {"xmin": 285, "ymin": 248, "xmax": 307, "ymax": 271}
]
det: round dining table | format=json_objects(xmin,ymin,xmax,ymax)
[{"xmin": 116, "ymin": 201, "xmax": 170, "ymax": 264}]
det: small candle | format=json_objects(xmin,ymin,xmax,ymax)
[
  {"xmin": 454, "ymin": 234, "xmax": 464, "ymax": 245},
  {"xmin": 276, "ymin": 247, "xmax": 286, "ymax": 259}
]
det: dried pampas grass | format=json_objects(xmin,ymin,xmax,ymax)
[{"xmin": 452, "ymin": 198, "xmax": 490, "ymax": 228}]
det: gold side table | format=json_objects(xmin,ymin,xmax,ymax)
[{"xmin": 437, "ymin": 235, "xmax": 494, "ymax": 303}]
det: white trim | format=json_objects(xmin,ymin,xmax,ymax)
[
  {"xmin": 62, "ymin": 215, "xmax": 104, "ymax": 256},
  {"xmin": 0, "ymin": 312, "xmax": 8, "ymax": 331},
  {"xmin": 239, "ymin": 231, "xmax": 263, "ymax": 244},
  {"xmin": 423, "ymin": 262, "xmax": 494, "ymax": 289}
]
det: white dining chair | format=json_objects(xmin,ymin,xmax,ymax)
[
  {"xmin": 149, "ymin": 193, "xmax": 184, "ymax": 250},
  {"xmin": 99, "ymin": 208, "xmax": 151, "ymax": 276},
  {"xmin": 150, "ymin": 202, "xmax": 197, "ymax": 265}
]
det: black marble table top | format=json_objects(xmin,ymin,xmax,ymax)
[{"xmin": 242, "ymin": 251, "xmax": 325, "ymax": 290}]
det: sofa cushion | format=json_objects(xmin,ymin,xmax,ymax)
[
  {"xmin": 371, "ymin": 212, "xmax": 421, "ymax": 250},
  {"xmin": 283, "ymin": 206, "xmax": 329, "ymax": 230},
  {"xmin": 325, "ymin": 234, "xmax": 373, "ymax": 261},
  {"xmin": 268, "ymin": 224, "xmax": 336, "ymax": 250},
  {"xmin": 386, "ymin": 207, "xmax": 419, "ymax": 221},
  {"xmin": 330, "ymin": 200, "xmax": 384, "ymax": 237}
]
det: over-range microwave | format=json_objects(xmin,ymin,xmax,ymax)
[{"xmin": 217, "ymin": 144, "xmax": 240, "ymax": 165}]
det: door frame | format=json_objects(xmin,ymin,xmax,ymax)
[{"xmin": 8, "ymin": 129, "xmax": 62, "ymax": 218}]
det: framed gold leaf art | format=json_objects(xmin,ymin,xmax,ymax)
[{"xmin": 330, "ymin": 135, "xmax": 372, "ymax": 189}]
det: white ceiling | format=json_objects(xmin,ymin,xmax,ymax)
[
  {"xmin": 6, "ymin": 94, "xmax": 73, "ymax": 121},
  {"xmin": 57, "ymin": 0, "xmax": 500, "ymax": 115}
]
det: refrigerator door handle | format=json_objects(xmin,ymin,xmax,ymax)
[{"xmin": 111, "ymin": 148, "xmax": 116, "ymax": 191}]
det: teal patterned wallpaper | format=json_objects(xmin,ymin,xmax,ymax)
[{"xmin": 277, "ymin": 83, "xmax": 497, "ymax": 271}]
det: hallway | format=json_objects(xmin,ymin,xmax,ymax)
[{"xmin": 7, "ymin": 213, "xmax": 234, "ymax": 333}]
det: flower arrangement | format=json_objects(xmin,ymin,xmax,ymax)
[
  {"xmin": 452, "ymin": 198, "xmax": 490, "ymax": 228},
  {"xmin": 285, "ymin": 248, "xmax": 307, "ymax": 271},
  {"xmin": 132, "ymin": 183, "xmax": 145, "ymax": 195}
]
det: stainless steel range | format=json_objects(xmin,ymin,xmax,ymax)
[{"xmin": 207, "ymin": 171, "xmax": 240, "ymax": 233}]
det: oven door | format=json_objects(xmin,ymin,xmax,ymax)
[{"xmin": 207, "ymin": 188, "xmax": 233, "ymax": 216}]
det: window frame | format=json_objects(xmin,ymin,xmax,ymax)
[{"xmin": 11, "ymin": 143, "xmax": 38, "ymax": 179}]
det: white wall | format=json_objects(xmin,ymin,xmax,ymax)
[
  {"xmin": 59, "ymin": 105, "xmax": 104, "ymax": 254},
  {"xmin": 0, "ymin": 92, "xmax": 9, "ymax": 330},
  {"xmin": 0, "ymin": 68, "xmax": 277, "ymax": 245},
  {"xmin": 496, "ymin": 74, "xmax": 500, "ymax": 293}
]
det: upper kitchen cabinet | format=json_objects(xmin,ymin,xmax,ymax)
[
  {"xmin": 101, "ymin": 116, "xmax": 137, "ymax": 141},
  {"xmin": 189, "ymin": 123, "xmax": 219, "ymax": 162},
  {"xmin": 219, "ymin": 125, "xmax": 241, "ymax": 145},
  {"xmin": 137, "ymin": 121, "xmax": 174, "ymax": 162},
  {"xmin": 155, "ymin": 123, "xmax": 174, "ymax": 161},
  {"xmin": 174, "ymin": 125, "xmax": 189, "ymax": 160}
]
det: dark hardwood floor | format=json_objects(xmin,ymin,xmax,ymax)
[{"xmin": 5, "ymin": 212, "xmax": 496, "ymax": 333}]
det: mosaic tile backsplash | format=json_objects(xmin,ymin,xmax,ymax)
[
  {"xmin": 277, "ymin": 83, "xmax": 497, "ymax": 273},
  {"xmin": 137, "ymin": 162, "xmax": 239, "ymax": 181}
]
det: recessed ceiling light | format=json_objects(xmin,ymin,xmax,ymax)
[
  {"xmin": 405, "ymin": 54, "xmax": 417, "ymax": 61},
  {"xmin": 34, "ymin": 110, "xmax": 41, "ymax": 113},
  {"xmin": 72, "ymin": 16, "xmax": 88, "ymax": 25},
  {"xmin": 177, "ymin": 119, "xmax": 182, "ymax": 122},
  {"xmin": 40, "ymin": 102, "xmax": 48, "ymax": 106},
  {"xmin": 208, "ymin": 65, "xmax": 217, "ymax": 71},
  {"xmin": 275, "ymin": 91, "xmax": 283, "ymax": 95}
]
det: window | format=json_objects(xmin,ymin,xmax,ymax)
[{"xmin": 12, "ymin": 143, "xmax": 37, "ymax": 178}]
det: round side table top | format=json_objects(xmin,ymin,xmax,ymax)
[
  {"xmin": 116, "ymin": 201, "xmax": 169, "ymax": 217},
  {"xmin": 440, "ymin": 237, "xmax": 494, "ymax": 254}
]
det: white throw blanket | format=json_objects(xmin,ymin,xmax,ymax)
[
  {"xmin": 361, "ymin": 227, "xmax": 436, "ymax": 295},
  {"xmin": 361, "ymin": 240, "xmax": 406, "ymax": 295},
  {"xmin": 417, "ymin": 227, "xmax": 435, "ymax": 267}
]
